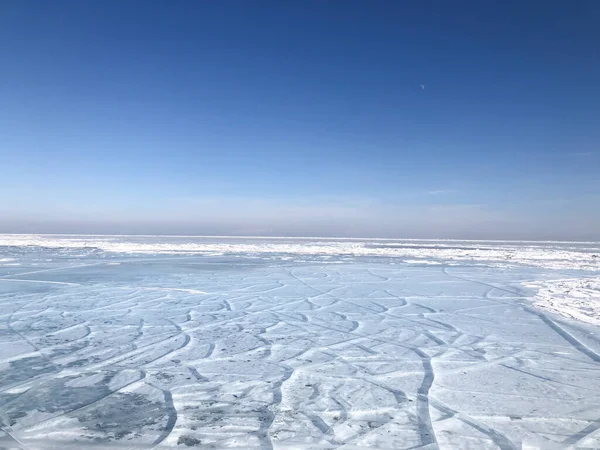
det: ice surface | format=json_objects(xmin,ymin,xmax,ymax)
[
  {"xmin": 1, "ymin": 235, "xmax": 600, "ymax": 449},
  {"xmin": 524, "ymin": 278, "xmax": 600, "ymax": 326},
  {"xmin": 2, "ymin": 234, "xmax": 600, "ymax": 271}
]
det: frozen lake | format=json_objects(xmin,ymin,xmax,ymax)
[{"xmin": 1, "ymin": 236, "xmax": 600, "ymax": 449}]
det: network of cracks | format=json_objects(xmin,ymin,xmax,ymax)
[{"xmin": 1, "ymin": 252, "xmax": 600, "ymax": 449}]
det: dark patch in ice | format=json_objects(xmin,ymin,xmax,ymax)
[
  {"xmin": 47, "ymin": 341, "xmax": 90, "ymax": 358},
  {"xmin": 178, "ymin": 435, "xmax": 202, "ymax": 446},
  {"xmin": 7, "ymin": 409, "xmax": 27, "ymax": 426},
  {"xmin": 64, "ymin": 357, "xmax": 99, "ymax": 368},
  {"xmin": 155, "ymin": 372, "xmax": 175, "ymax": 382},
  {"xmin": 0, "ymin": 356, "xmax": 55, "ymax": 388},
  {"xmin": 77, "ymin": 392, "xmax": 167, "ymax": 441},
  {"xmin": 5, "ymin": 373, "xmax": 113, "ymax": 426}
]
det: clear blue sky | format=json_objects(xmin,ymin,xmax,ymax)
[{"xmin": 1, "ymin": 1, "xmax": 599, "ymax": 239}]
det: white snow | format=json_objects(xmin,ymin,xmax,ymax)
[
  {"xmin": 1, "ymin": 234, "xmax": 599, "ymax": 270},
  {"xmin": 525, "ymin": 278, "xmax": 600, "ymax": 326},
  {"xmin": 0, "ymin": 235, "xmax": 599, "ymax": 449},
  {"xmin": 403, "ymin": 259, "xmax": 443, "ymax": 265}
]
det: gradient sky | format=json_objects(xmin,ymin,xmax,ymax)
[{"xmin": 1, "ymin": 1, "xmax": 599, "ymax": 239}]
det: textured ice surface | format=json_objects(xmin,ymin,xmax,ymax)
[
  {"xmin": 524, "ymin": 278, "xmax": 600, "ymax": 326},
  {"xmin": 1, "ymin": 236, "xmax": 600, "ymax": 449}
]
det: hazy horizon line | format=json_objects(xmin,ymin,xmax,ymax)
[{"xmin": 1, "ymin": 232, "xmax": 598, "ymax": 245}]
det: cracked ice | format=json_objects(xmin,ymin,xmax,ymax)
[{"xmin": 1, "ymin": 235, "xmax": 600, "ymax": 449}]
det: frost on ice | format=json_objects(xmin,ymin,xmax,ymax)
[{"xmin": 0, "ymin": 235, "xmax": 599, "ymax": 449}]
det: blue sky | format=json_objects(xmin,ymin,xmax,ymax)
[{"xmin": 1, "ymin": 1, "xmax": 599, "ymax": 239}]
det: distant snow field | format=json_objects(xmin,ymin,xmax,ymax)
[{"xmin": 1, "ymin": 235, "xmax": 599, "ymax": 449}]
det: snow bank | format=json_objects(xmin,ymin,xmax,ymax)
[
  {"xmin": 525, "ymin": 277, "xmax": 600, "ymax": 325},
  {"xmin": 1, "ymin": 234, "xmax": 599, "ymax": 271}
]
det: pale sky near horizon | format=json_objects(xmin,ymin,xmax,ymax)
[{"xmin": 1, "ymin": 1, "xmax": 599, "ymax": 240}]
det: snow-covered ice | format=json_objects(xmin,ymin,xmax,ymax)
[
  {"xmin": 524, "ymin": 278, "xmax": 600, "ymax": 326},
  {"xmin": 1, "ymin": 235, "xmax": 600, "ymax": 449}
]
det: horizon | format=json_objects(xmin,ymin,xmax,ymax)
[
  {"xmin": 1, "ymin": 232, "xmax": 598, "ymax": 245},
  {"xmin": 2, "ymin": 1, "xmax": 600, "ymax": 239}
]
